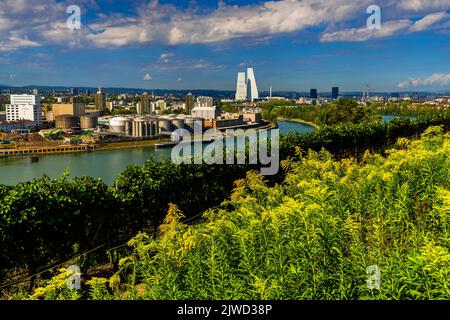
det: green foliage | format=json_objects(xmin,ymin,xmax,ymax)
[
  {"xmin": 318, "ymin": 98, "xmax": 368, "ymax": 125},
  {"xmin": 81, "ymin": 127, "xmax": 450, "ymax": 300}
]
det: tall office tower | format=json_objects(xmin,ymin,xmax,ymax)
[
  {"xmin": 332, "ymin": 87, "xmax": 339, "ymax": 100},
  {"xmin": 71, "ymin": 88, "xmax": 79, "ymax": 96},
  {"xmin": 95, "ymin": 87, "xmax": 107, "ymax": 111},
  {"xmin": 196, "ymin": 96, "xmax": 214, "ymax": 109},
  {"xmin": 85, "ymin": 89, "xmax": 91, "ymax": 96},
  {"xmin": 310, "ymin": 89, "xmax": 318, "ymax": 99},
  {"xmin": 185, "ymin": 93, "xmax": 194, "ymax": 114},
  {"xmin": 246, "ymin": 68, "xmax": 259, "ymax": 102},
  {"xmin": 141, "ymin": 93, "xmax": 153, "ymax": 114},
  {"xmin": 235, "ymin": 72, "xmax": 247, "ymax": 101},
  {"xmin": 6, "ymin": 94, "xmax": 42, "ymax": 126}
]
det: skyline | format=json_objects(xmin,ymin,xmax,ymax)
[{"xmin": 0, "ymin": 0, "xmax": 449, "ymax": 92}]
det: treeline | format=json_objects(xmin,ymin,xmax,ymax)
[
  {"xmin": 0, "ymin": 161, "xmax": 247, "ymax": 282},
  {"xmin": 281, "ymin": 113, "xmax": 450, "ymax": 159},
  {"xmin": 3, "ymin": 112, "xmax": 450, "ymax": 283}
]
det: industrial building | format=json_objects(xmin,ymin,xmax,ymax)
[
  {"xmin": 95, "ymin": 88, "xmax": 107, "ymax": 111},
  {"xmin": 214, "ymin": 115, "xmax": 244, "ymax": 129},
  {"xmin": 52, "ymin": 102, "xmax": 86, "ymax": 118}
]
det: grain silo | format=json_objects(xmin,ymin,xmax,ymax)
[
  {"xmin": 158, "ymin": 119, "xmax": 172, "ymax": 133},
  {"xmin": 171, "ymin": 118, "xmax": 185, "ymax": 131},
  {"xmin": 80, "ymin": 115, "xmax": 98, "ymax": 129},
  {"xmin": 185, "ymin": 117, "xmax": 204, "ymax": 133},
  {"xmin": 132, "ymin": 118, "xmax": 145, "ymax": 137},
  {"xmin": 109, "ymin": 117, "xmax": 131, "ymax": 134},
  {"xmin": 55, "ymin": 115, "xmax": 79, "ymax": 130}
]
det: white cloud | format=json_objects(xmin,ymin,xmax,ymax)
[
  {"xmin": 320, "ymin": 20, "xmax": 412, "ymax": 42},
  {"xmin": 410, "ymin": 12, "xmax": 450, "ymax": 31},
  {"xmin": 321, "ymin": 10, "xmax": 450, "ymax": 42},
  {"xmin": 0, "ymin": 0, "xmax": 449, "ymax": 51},
  {"xmin": 160, "ymin": 53, "xmax": 174, "ymax": 59},
  {"xmin": 396, "ymin": 0, "xmax": 450, "ymax": 12},
  {"xmin": 398, "ymin": 73, "xmax": 450, "ymax": 88},
  {"xmin": 143, "ymin": 73, "xmax": 152, "ymax": 81}
]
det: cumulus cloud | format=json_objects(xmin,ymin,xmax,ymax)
[
  {"xmin": 396, "ymin": 0, "xmax": 450, "ymax": 12},
  {"xmin": 410, "ymin": 12, "xmax": 450, "ymax": 31},
  {"xmin": 321, "ymin": 10, "xmax": 450, "ymax": 42},
  {"xmin": 321, "ymin": 20, "xmax": 413, "ymax": 42},
  {"xmin": 143, "ymin": 73, "xmax": 152, "ymax": 81},
  {"xmin": 398, "ymin": 73, "xmax": 450, "ymax": 88},
  {"xmin": 0, "ymin": 0, "xmax": 449, "ymax": 51}
]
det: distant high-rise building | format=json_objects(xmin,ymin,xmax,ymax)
[
  {"xmin": 185, "ymin": 93, "xmax": 194, "ymax": 114},
  {"xmin": 310, "ymin": 89, "xmax": 318, "ymax": 99},
  {"xmin": 85, "ymin": 89, "xmax": 91, "ymax": 97},
  {"xmin": 71, "ymin": 88, "xmax": 79, "ymax": 96},
  {"xmin": 235, "ymin": 72, "xmax": 247, "ymax": 101},
  {"xmin": 6, "ymin": 94, "xmax": 42, "ymax": 127},
  {"xmin": 32, "ymin": 88, "xmax": 39, "ymax": 96},
  {"xmin": 95, "ymin": 87, "xmax": 106, "ymax": 111},
  {"xmin": 140, "ymin": 93, "xmax": 154, "ymax": 114},
  {"xmin": 235, "ymin": 68, "xmax": 259, "ymax": 102},
  {"xmin": 332, "ymin": 87, "xmax": 339, "ymax": 100},
  {"xmin": 247, "ymin": 68, "xmax": 259, "ymax": 102}
]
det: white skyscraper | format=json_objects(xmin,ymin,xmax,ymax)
[
  {"xmin": 246, "ymin": 68, "xmax": 259, "ymax": 102},
  {"xmin": 235, "ymin": 72, "xmax": 247, "ymax": 101},
  {"xmin": 234, "ymin": 68, "xmax": 259, "ymax": 102}
]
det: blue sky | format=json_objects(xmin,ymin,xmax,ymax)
[{"xmin": 0, "ymin": 0, "xmax": 449, "ymax": 92}]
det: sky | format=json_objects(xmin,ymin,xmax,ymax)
[{"xmin": 0, "ymin": 0, "xmax": 449, "ymax": 92}]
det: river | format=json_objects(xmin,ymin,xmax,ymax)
[{"xmin": 0, "ymin": 120, "xmax": 314, "ymax": 185}]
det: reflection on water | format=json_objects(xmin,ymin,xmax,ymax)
[{"xmin": 0, "ymin": 121, "xmax": 315, "ymax": 185}]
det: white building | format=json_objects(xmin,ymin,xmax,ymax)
[
  {"xmin": 6, "ymin": 95, "xmax": 42, "ymax": 127},
  {"xmin": 6, "ymin": 94, "xmax": 42, "ymax": 126},
  {"xmin": 246, "ymin": 68, "xmax": 259, "ymax": 102},
  {"xmin": 234, "ymin": 68, "xmax": 259, "ymax": 102},
  {"xmin": 235, "ymin": 72, "xmax": 247, "ymax": 101},
  {"xmin": 191, "ymin": 106, "xmax": 221, "ymax": 119}
]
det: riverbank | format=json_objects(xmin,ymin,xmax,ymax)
[
  {"xmin": 277, "ymin": 118, "xmax": 319, "ymax": 128},
  {"xmin": 95, "ymin": 138, "xmax": 171, "ymax": 151}
]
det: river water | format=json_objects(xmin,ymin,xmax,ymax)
[{"xmin": 0, "ymin": 121, "xmax": 314, "ymax": 185}]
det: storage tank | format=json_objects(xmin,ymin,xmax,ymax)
[
  {"xmin": 171, "ymin": 118, "xmax": 185, "ymax": 131},
  {"xmin": 185, "ymin": 118, "xmax": 204, "ymax": 133},
  {"xmin": 158, "ymin": 119, "xmax": 172, "ymax": 133},
  {"xmin": 109, "ymin": 117, "xmax": 131, "ymax": 134},
  {"xmin": 55, "ymin": 115, "xmax": 79, "ymax": 130},
  {"xmin": 80, "ymin": 115, "xmax": 98, "ymax": 129},
  {"xmin": 132, "ymin": 118, "xmax": 146, "ymax": 137}
]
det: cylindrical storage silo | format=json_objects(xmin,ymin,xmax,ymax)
[
  {"xmin": 158, "ymin": 119, "xmax": 172, "ymax": 133},
  {"xmin": 171, "ymin": 118, "xmax": 185, "ymax": 131},
  {"xmin": 109, "ymin": 117, "xmax": 130, "ymax": 134},
  {"xmin": 80, "ymin": 115, "xmax": 98, "ymax": 130},
  {"xmin": 185, "ymin": 118, "xmax": 204, "ymax": 133},
  {"xmin": 55, "ymin": 115, "xmax": 80, "ymax": 130},
  {"xmin": 125, "ymin": 120, "xmax": 132, "ymax": 136}
]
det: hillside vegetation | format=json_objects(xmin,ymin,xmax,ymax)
[{"xmin": 30, "ymin": 126, "xmax": 450, "ymax": 300}]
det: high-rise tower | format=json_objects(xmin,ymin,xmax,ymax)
[
  {"xmin": 235, "ymin": 72, "xmax": 247, "ymax": 101},
  {"xmin": 246, "ymin": 68, "xmax": 259, "ymax": 102},
  {"xmin": 234, "ymin": 68, "xmax": 259, "ymax": 102}
]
